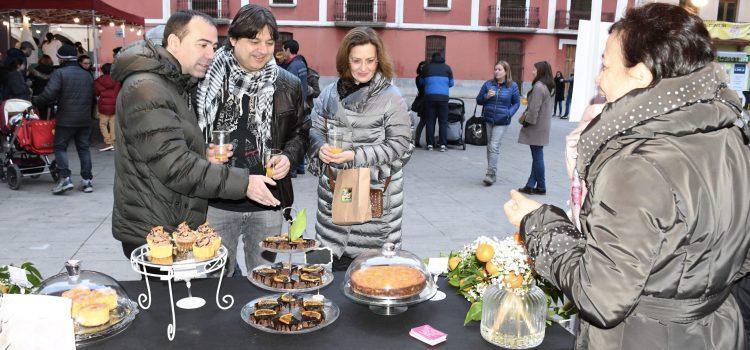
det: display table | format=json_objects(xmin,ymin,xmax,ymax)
[{"xmin": 87, "ymin": 272, "xmax": 575, "ymax": 349}]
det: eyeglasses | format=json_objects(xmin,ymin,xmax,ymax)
[{"xmin": 349, "ymin": 57, "xmax": 378, "ymax": 68}]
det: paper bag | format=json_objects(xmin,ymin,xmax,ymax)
[{"xmin": 332, "ymin": 168, "xmax": 372, "ymax": 225}]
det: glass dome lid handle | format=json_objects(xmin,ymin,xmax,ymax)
[
  {"xmin": 65, "ymin": 260, "xmax": 81, "ymax": 282},
  {"xmin": 382, "ymin": 243, "xmax": 396, "ymax": 257}
]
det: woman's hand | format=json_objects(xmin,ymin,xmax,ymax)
[
  {"xmin": 319, "ymin": 144, "xmax": 355, "ymax": 165},
  {"xmin": 486, "ymin": 89, "xmax": 496, "ymax": 99},
  {"xmin": 504, "ymin": 190, "xmax": 542, "ymax": 227}
]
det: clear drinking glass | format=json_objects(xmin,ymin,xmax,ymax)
[
  {"xmin": 327, "ymin": 129, "xmax": 344, "ymax": 154},
  {"xmin": 211, "ymin": 130, "xmax": 230, "ymax": 162},
  {"xmin": 480, "ymin": 283, "xmax": 547, "ymax": 349},
  {"xmin": 263, "ymin": 148, "xmax": 282, "ymax": 178}
]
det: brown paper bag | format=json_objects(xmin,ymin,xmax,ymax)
[{"xmin": 332, "ymin": 168, "xmax": 372, "ymax": 225}]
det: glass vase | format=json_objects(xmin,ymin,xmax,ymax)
[{"xmin": 480, "ymin": 283, "xmax": 547, "ymax": 349}]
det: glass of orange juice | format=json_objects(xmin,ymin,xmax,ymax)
[
  {"xmin": 263, "ymin": 148, "xmax": 282, "ymax": 178},
  {"xmin": 521, "ymin": 96, "xmax": 528, "ymax": 106},
  {"xmin": 328, "ymin": 129, "xmax": 344, "ymax": 154},
  {"xmin": 211, "ymin": 130, "xmax": 230, "ymax": 162}
]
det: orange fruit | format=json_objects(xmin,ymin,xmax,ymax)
[
  {"xmin": 485, "ymin": 261, "xmax": 500, "ymax": 276},
  {"xmin": 475, "ymin": 243, "xmax": 494, "ymax": 263},
  {"xmin": 448, "ymin": 256, "xmax": 461, "ymax": 271},
  {"xmin": 504, "ymin": 272, "xmax": 525, "ymax": 289}
]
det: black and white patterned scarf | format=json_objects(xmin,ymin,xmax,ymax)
[{"xmin": 196, "ymin": 46, "xmax": 278, "ymax": 164}]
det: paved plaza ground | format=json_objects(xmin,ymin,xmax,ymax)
[{"xmin": 0, "ymin": 105, "xmax": 577, "ymax": 281}]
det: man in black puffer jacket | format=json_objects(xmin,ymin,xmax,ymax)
[
  {"xmin": 110, "ymin": 11, "xmax": 261, "ymax": 259},
  {"xmin": 34, "ymin": 44, "xmax": 95, "ymax": 194}
]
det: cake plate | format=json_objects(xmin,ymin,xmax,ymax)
[
  {"xmin": 240, "ymin": 293, "xmax": 340, "ymax": 334},
  {"xmin": 130, "ymin": 245, "xmax": 233, "ymax": 341},
  {"xmin": 341, "ymin": 278, "xmax": 438, "ymax": 316},
  {"xmin": 248, "ymin": 264, "xmax": 334, "ymax": 293}
]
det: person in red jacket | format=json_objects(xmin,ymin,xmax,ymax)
[{"xmin": 94, "ymin": 63, "xmax": 120, "ymax": 151}]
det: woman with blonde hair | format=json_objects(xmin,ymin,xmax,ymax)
[
  {"xmin": 475, "ymin": 60, "xmax": 520, "ymax": 185},
  {"xmin": 308, "ymin": 27, "xmax": 413, "ymax": 271}
]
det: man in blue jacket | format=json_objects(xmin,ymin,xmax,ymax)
[
  {"xmin": 420, "ymin": 53, "xmax": 454, "ymax": 152},
  {"xmin": 282, "ymin": 39, "xmax": 309, "ymax": 176}
]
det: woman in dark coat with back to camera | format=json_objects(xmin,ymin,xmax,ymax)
[{"xmin": 504, "ymin": 4, "xmax": 750, "ymax": 349}]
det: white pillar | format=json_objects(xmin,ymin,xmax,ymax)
[
  {"xmin": 470, "ymin": 0, "xmax": 479, "ymax": 27},
  {"xmin": 547, "ymin": 0, "xmax": 556, "ymax": 29},
  {"xmin": 615, "ymin": 0, "xmax": 628, "ymax": 20},
  {"xmin": 320, "ymin": 0, "xmax": 328, "ymax": 22}
]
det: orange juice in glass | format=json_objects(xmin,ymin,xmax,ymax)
[
  {"xmin": 328, "ymin": 130, "xmax": 344, "ymax": 154},
  {"xmin": 211, "ymin": 130, "xmax": 230, "ymax": 162},
  {"xmin": 521, "ymin": 97, "xmax": 528, "ymax": 106},
  {"xmin": 264, "ymin": 148, "xmax": 282, "ymax": 178}
]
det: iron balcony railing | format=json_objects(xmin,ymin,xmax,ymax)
[
  {"xmin": 334, "ymin": 0, "xmax": 387, "ymax": 23},
  {"xmin": 555, "ymin": 10, "xmax": 615, "ymax": 30},
  {"xmin": 176, "ymin": 0, "xmax": 230, "ymax": 21},
  {"xmin": 487, "ymin": 5, "xmax": 541, "ymax": 29}
]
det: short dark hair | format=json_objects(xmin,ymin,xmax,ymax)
[
  {"xmin": 78, "ymin": 55, "xmax": 91, "ymax": 63},
  {"xmin": 162, "ymin": 10, "xmax": 216, "ymax": 48},
  {"xmin": 9, "ymin": 58, "xmax": 25, "ymax": 70},
  {"xmin": 283, "ymin": 39, "xmax": 299, "ymax": 54},
  {"xmin": 112, "ymin": 46, "xmax": 122, "ymax": 56},
  {"xmin": 609, "ymin": 3, "xmax": 714, "ymax": 82},
  {"xmin": 39, "ymin": 55, "xmax": 53, "ymax": 66},
  {"xmin": 227, "ymin": 5, "xmax": 278, "ymax": 44},
  {"xmin": 431, "ymin": 52, "xmax": 442, "ymax": 62},
  {"xmin": 19, "ymin": 41, "xmax": 34, "ymax": 51},
  {"xmin": 45, "ymin": 33, "xmax": 54, "ymax": 41},
  {"xmin": 102, "ymin": 63, "xmax": 112, "ymax": 75}
]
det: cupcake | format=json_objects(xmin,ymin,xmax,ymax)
[
  {"xmin": 147, "ymin": 226, "xmax": 173, "ymax": 264},
  {"xmin": 172, "ymin": 222, "xmax": 197, "ymax": 255},
  {"xmin": 192, "ymin": 236, "xmax": 216, "ymax": 261},
  {"xmin": 196, "ymin": 222, "xmax": 221, "ymax": 252}
]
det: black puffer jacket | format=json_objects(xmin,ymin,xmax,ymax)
[
  {"xmin": 33, "ymin": 61, "xmax": 94, "ymax": 127},
  {"xmin": 110, "ymin": 41, "xmax": 250, "ymax": 245}
]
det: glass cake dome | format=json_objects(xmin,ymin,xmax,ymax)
[
  {"xmin": 343, "ymin": 243, "xmax": 436, "ymax": 313},
  {"xmin": 34, "ymin": 260, "xmax": 139, "ymax": 345}
]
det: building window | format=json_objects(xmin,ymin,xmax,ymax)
[
  {"xmin": 425, "ymin": 0, "xmax": 451, "ymax": 11},
  {"xmin": 275, "ymin": 32, "xmax": 294, "ymax": 54},
  {"xmin": 496, "ymin": 39, "xmax": 524, "ymax": 84},
  {"xmin": 270, "ymin": 0, "xmax": 297, "ymax": 7},
  {"xmin": 718, "ymin": 0, "xmax": 738, "ymax": 22},
  {"xmin": 425, "ymin": 35, "xmax": 446, "ymax": 62}
]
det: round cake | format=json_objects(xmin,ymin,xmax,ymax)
[{"xmin": 350, "ymin": 265, "xmax": 426, "ymax": 298}]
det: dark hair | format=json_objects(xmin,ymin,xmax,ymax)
[
  {"xmin": 78, "ymin": 55, "xmax": 91, "ymax": 64},
  {"xmin": 45, "ymin": 33, "xmax": 54, "ymax": 42},
  {"xmin": 39, "ymin": 55, "xmax": 53, "ymax": 66},
  {"xmin": 75, "ymin": 42, "xmax": 82, "ymax": 46},
  {"xmin": 532, "ymin": 61, "xmax": 554, "ymax": 92},
  {"xmin": 336, "ymin": 27, "xmax": 394, "ymax": 81},
  {"xmin": 431, "ymin": 52, "xmax": 442, "ymax": 62},
  {"xmin": 19, "ymin": 41, "xmax": 34, "ymax": 51},
  {"xmin": 113, "ymin": 46, "xmax": 122, "ymax": 56},
  {"xmin": 283, "ymin": 39, "xmax": 299, "ymax": 54},
  {"xmin": 416, "ymin": 60, "xmax": 427, "ymax": 75},
  {"xmin": 227, "ymin": 5, "xmax": 278, "ymax": 44},
  {"xmin": 555, "ymin": 71, "xmax": 563, "ymax": 78},
  {"xmin": 9, "ymin": 58, "xmax": 25, "ymax": 70},
  {"xmin": 102, "ymin": 63, "xmax": 112, "ymax": 75},
  {"xmin": 162, "ymin": 10, "xmax": 216, "ymax": 48},
  {"xmin": 609, "ymin": 3, "xmax": 714, "ymax": 82}
]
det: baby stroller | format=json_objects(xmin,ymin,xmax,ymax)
[
  {"xmin": 446, "ymin": 98, "xmax": 466, "ymax": 150},
  {"xmin": 0, "ymin": 99, "xmax": 58, "ymax": 190}
]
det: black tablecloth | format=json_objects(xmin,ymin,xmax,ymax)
[{"xmin": 87, "ymin": 273, "xmax": 575, "ymax": 349}]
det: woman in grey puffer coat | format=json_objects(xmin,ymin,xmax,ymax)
[{"xmin": 308, "ymin": 27, "xmax": 413, "ymax": 270}]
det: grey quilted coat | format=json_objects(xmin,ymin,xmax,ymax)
[
  {"xmin": 308, "ymin": 76, "xmax": 413, "ymax": 258},
  {"xmin": 521, "ymin": 63, "xmax": 750, "ymax": 349}
]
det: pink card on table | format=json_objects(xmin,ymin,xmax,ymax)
[{"xmin": 410, "ymin": 324, "xmax": 447, "ymax": 346}]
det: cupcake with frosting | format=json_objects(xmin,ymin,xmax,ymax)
[
  {"xmin": 172, "ymin": 222, "xmax": 197, "ymax": 256},
  {"xmin": 146, "ymin": 227, "xmax": 173, "ymax": 264},
  {"xmin": 192, "ymin": 235, "xmax": 216, "ymax": 261}
]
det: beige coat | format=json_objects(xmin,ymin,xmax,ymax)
[{"xmin": 518, "ymin": 81, "xmax": 553, "ymax": 146}]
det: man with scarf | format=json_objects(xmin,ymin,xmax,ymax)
[{"xmin": 196, "ymin": 4, "xmax": 308, "ymax": 277}]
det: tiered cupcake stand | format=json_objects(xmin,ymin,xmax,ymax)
[{"xmin": 129, "ymin": 245, "xmax": 233, "ymax": 340}]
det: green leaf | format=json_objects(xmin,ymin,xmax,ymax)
[
  {"xmin": 464, "ymin": 301, "xmax": 483, "ymax": 326},
  {"xmin": 289, "ymin": 209, "xmax": 307, "ymax": 241}
]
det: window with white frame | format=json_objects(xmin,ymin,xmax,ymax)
[
  {"xmin": 425, "ymin": 0, "xmax": 451, "ymax": 11},
  {"xmin": 270, "ymin": 0, "xmax": 297, "ymax": 7}
]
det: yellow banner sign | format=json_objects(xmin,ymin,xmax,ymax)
[{"xmin": 704, "ymin": 20, "xmax": 750, "ymax": 41}]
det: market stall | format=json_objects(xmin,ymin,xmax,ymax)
[{"xmin": 0, "ymin": 0, "xmax": 145, "ymax": 73}]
